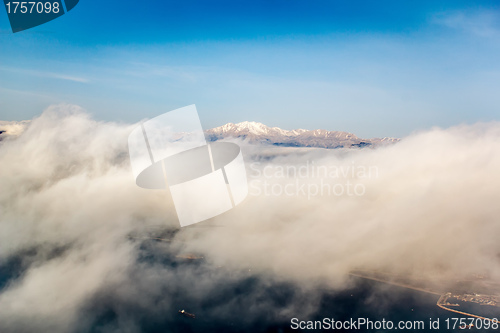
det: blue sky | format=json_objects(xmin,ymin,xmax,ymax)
[{"xmin": 0, "ymin": 0, "xmax": 499, "ymax": 137}]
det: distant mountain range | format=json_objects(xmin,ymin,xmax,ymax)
[
  {"xmin": 0, "ymin": 120, "xmax": 399, "ymax": 148},
  {"xmin": 206, "ymin": 121, "xmax": 399, "ymax": 148}
]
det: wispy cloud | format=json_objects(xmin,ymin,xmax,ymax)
[
  {"xmin": 431, "ymin": 9, "xmax": 500, "ymax": 37},
  {"xmin": 0, "ymin": 86, "xmax": 53, "ymax": 99},
  {"xmin": 0, "ymin": 66, "xmax": 89, "ymax": 83},
  {"xmin": 1, "ymin": 105, "xmax": 500, "ymax": 332}
]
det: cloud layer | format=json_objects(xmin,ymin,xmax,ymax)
[{"xmin": 1, "ymin": 105, "xmax": 499, "ymax": 332}]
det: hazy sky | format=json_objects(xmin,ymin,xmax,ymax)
[{"xmin": 0, "ymin": 0, "xmax": 499, "ymax": 137}]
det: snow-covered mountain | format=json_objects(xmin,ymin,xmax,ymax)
[
  {"xmin": 205, "ymin": 121, "xmax": 399, "ymax": 148},
  {"xmin": 0, "ymin": 119, "xmax": 399, "ymax": 148},
  {"xmin": 0, "ymin": 120, "xmax": 30, "ymax": 141}
]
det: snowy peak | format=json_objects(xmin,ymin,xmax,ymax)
[{"xmin": 205, "ymin": 121, "xmax": 399, "ymax": 149}]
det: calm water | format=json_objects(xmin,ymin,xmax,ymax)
[{"xmin": 1, "ymin": 240, "xmax": 496, "ymax": 333}]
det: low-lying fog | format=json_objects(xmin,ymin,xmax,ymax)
[{"xmin": 1, "ymin": 105, "xmax": 499, "ymax": 332}]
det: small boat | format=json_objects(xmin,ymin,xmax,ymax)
[{"xmin": 178, "ymin": 310, "xmax": 195, "ymax": 318}]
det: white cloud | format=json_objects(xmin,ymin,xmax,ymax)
[
  {"xmin": 1, "ymin": 104, "xmax": 499, "ymax": 332},
  {"xmin": 431, "ymin": 9, "xmax": 500, "ymax": 37}
]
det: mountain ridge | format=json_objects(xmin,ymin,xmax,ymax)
[
  {"xmin": 0, "ymin": 120, "xmax": 399, "ymax": 148},
  {"xmin": 206, "ymin": 121, "xmax": 399, "ymax": 149}
]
